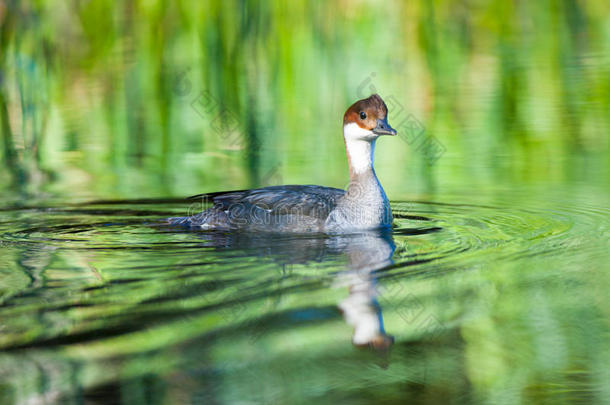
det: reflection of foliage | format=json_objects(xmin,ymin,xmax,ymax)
[{"xmin": 0, "ymin": 199, "xmax": 608, "ymax": 403}]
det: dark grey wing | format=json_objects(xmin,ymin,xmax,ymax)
[
  {"xmin": 181, "ymin": 185, "xmax": 345, "ymax": 230},
  {"xmin": 183, "ymin": 185, "xmax": 345, "ymax": 227},
  {"xmin": 208, "ymin": 185, "xmax": 344, "ymax": 219}
]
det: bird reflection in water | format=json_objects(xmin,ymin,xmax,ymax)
[
  {"xmin": 189, "ymin": 228, "xmax": 396, "ymax": 350},
  {"xmin": 331, "ymin": 230, "xmax": 395, "ymax": 350}
]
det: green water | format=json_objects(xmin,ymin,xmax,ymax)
[{"xmin": 1, "ymin": 1, "xmax": 610, "ymax": 404}]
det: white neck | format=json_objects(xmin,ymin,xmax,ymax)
[{"xmin": 343, "ymin": 123, "xmax": 376, "ymax": 175}]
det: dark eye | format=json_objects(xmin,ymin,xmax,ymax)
[{"xmin": 359, "ymin": 111, "xmax": 367, "ymax": 120}]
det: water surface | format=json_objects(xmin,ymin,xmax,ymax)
[{"xmin": 1, "ymin": 186, "xmax": 608, "ymax": 404}]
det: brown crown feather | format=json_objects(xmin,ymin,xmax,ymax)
[{"xmin": 343, "ymin": 94, "xmax": 389, "ymax": 130}]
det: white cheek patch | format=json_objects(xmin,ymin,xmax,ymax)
[{"xmin": 343, "ymin": 122, "xmax": 373, "ymax": 141}]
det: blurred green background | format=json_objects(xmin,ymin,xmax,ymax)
[{"xmin": 1, "ymin": 0, "xmax": 608, "ymax": 200}]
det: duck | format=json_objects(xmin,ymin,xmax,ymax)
[{"xmin": 169, "ymin": 94, "xmax": 397, "ymax": 232}]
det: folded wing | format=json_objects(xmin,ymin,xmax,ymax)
[{"xmin": 186, "ymin": 185, "xmax": 345, "ymax": 231}]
